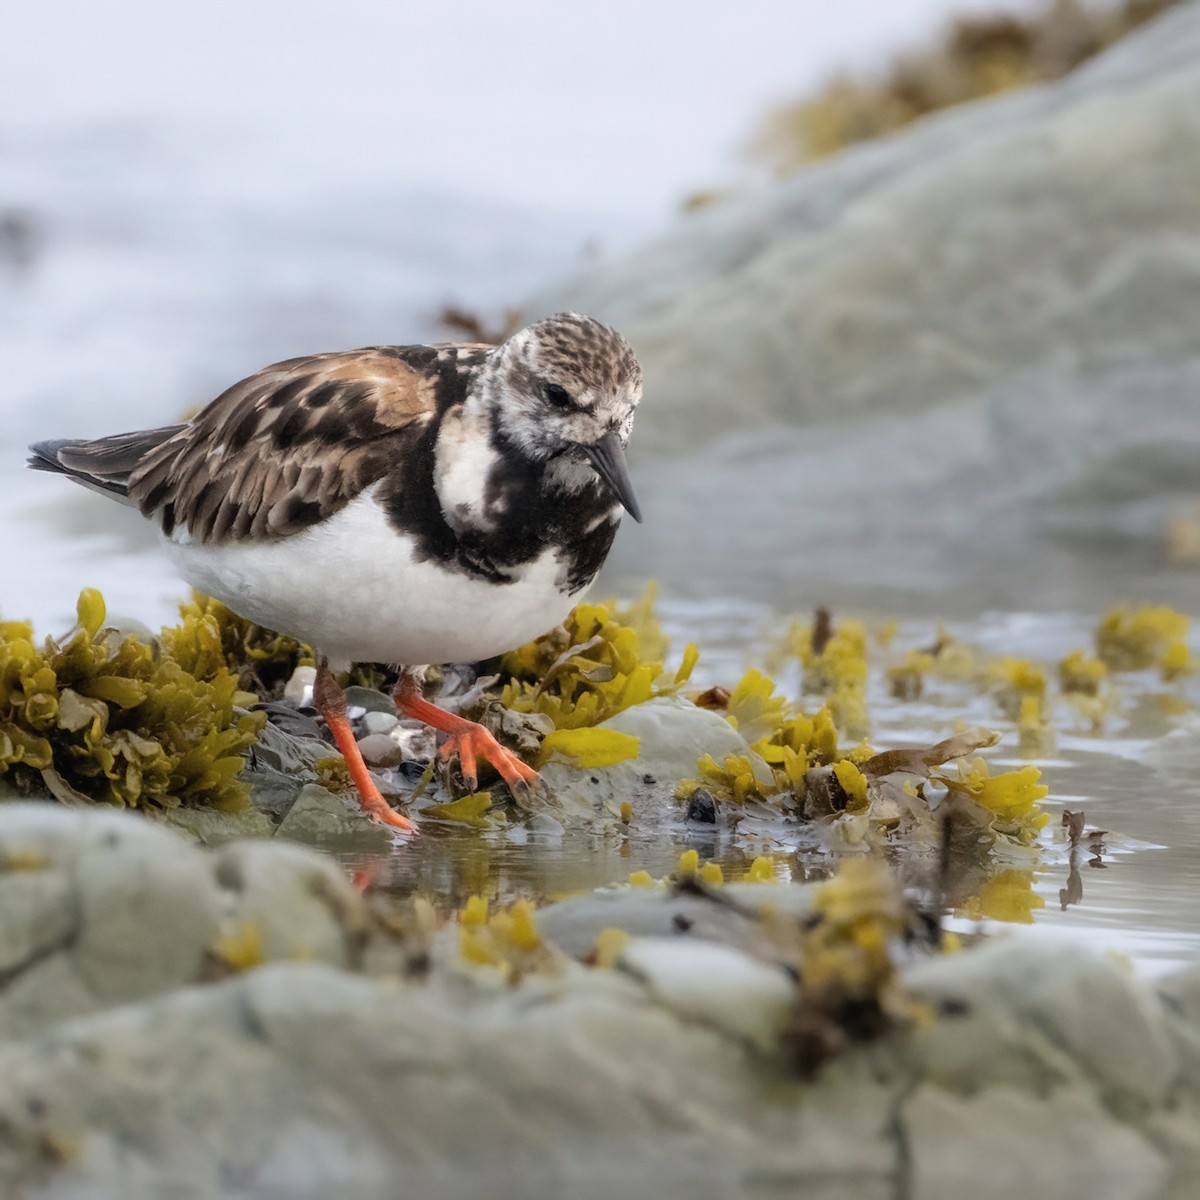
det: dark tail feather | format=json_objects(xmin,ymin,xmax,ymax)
[{"xmin": 28, "ymin": 427, "xmax": 186, "ymax": 503}]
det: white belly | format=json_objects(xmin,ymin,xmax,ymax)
[{"xmin": 164, "ymin": 489, "xmax": 580, "ymax": 667}]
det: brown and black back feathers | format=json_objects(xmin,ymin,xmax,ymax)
[{"xmin": 28, "ymin": 345, "xmax": 480, "ymax": 544}]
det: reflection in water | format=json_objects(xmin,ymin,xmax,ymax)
[
  {"xmin": 1059, "ymin": 808, "xmax": 1109, "ymax": 912},
  {"xmin": 319, "ymin": 605, "xmax": 1200, "ymax": 975}
]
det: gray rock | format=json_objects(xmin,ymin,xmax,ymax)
[
  {"xmin": 355, "ymin": 733, "xmax": 404, "ymax": 769},
  {"xmin": 360, "ymin": 710, "xmax": 399, "ymax": 737},
  {"xmin": 283, "ymin": 665, "xmax": 316, "ymax": 706},
  {"xmin": 272, "ymin": 784, "xmax": 395, "ymax": 850},
  {"xmin": 2, "ymin": 806, "xmax": 1199, "ymax": 1196},
  {"xmin": 0, "ymin": 804, "xmax": 222, "ymax": 1039},
  {"xmin": 343, "ymin": 687, "xmax": 397, "ymax": 715},
  {"xmin": 212, "ymin": 840, "xmax": 369, "ymax": 970},
  {"xmin": 536, "ymin": 880, "xmax": 815, "ymax": 959},
  {"xmin": 902, "ymin": 1084, "xmax": 1169, "ymax": 1200},
  {"xmin": 539, "ymin": 695, "xmax": 760, "ymax": 815},
  {"xmin": 0, "ymin": 804, "xmax": 375, "ymax": 1041},
  {"xmin": 530, "ymin": 4, "xmax": 1200, "ymax": 613},
  {"xmin": 902, "ymin": 936, "xmax": 1177, "ymax": 1111}
]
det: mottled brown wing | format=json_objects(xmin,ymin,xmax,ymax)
[{"xmin": 127, "ymin": 347, "xmax": 446, "ymax": 544}]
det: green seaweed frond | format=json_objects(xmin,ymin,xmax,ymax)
[
  {"xmin": 768, "ymin": 615, "xmax": 870, "ymax": 738},
  {"xmin": 984, "ymin": 656, "xmax": 1047, "ymax": 722},
  {"xmin": 936, "ymin": 756, "xmax": 1050, "ymax": 845},
  {"xmin": 0, "ymin": 589, "xmax": 264, "ymax": 811},
  {"xmin": 785, "ymin": 858, "xmax": 917, "ymax": 1077},
  {"xmin": 686, "ymin": 666, "xmax": 854, "ymax": 804},
  {"xmin": 499, "ymin": 585, "xmax": 698, "ymax": 731},
  {"xmin": 1096, "ymin": 605, "xmax": 1192, "ymax": 677},
  {"xmin": 165, "ymin": 592, "xmax": 314, "ymax": 695}
]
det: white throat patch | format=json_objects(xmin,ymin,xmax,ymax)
[{"xmin": 433, "ymin": 403, "xmax": 503, "ymax": 534}]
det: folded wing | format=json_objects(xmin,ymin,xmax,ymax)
[{"xmin": 31, "ymin": 347, "xmax": 448, "ymax": 544}]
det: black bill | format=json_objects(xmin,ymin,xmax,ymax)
[{"xmin": 583, "ymin": 431, "xmax": 643, "ymax": 523}]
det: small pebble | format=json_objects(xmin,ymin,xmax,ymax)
[
  {"xmin": 361, "ymin": 710, "xmax": 399, "ymax": 736},
  {"xmin": 343, "ymin": 686, "xmax": 398, "ymax": 715},
  {"xmin": 527, "ymin": 812, "xmax": 565, "ymax": 836},
  {"xmin": 356, "ymin": 733, "xmax": 404, "ymax": 769},
  {"xmin": 283, "ymin": 665, "xmax": 317, "ymax": 706},
  {"xmin": 685, "ymin": 789, "xmax": 718, "ymax": 824}
]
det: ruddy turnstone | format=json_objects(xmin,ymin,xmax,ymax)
[{"xmin": 29, "ymin": 312, "xmax": 644, "ymax": 832}]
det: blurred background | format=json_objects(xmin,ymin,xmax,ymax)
[{"xmin": 4, "ymin": 0, "xmax": 1198, "ymax": 629}]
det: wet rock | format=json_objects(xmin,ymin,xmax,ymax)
[
  {"xmin": 272, "ymin": 784, "xmax": 394, "ymax": 850},
  {"xmin": 526, "ymin": 811, "xmax": 565, "ymax": 837},
  {"xmin": 283, "ymin": 665, "xmax": 316, "ymax": 706},
  {"xmin": 343, "ymin": 686, "xmax": 397, "ymax": 715},
  {"xmin": 257, "ymin": 700, "xmax": 325, "ymax": 742},
  {"xmin": 153, "ymin": 804, "xmax": 276, "ymax": 843},
  {"xmin": 685, "ymin": 788, "xmax": 718, "ymax": 823},
  {"xmin": 361, "ymin": 710, "xmax": 400, "ymax": 736},
  {"xmin": 356, "ymin": 732, "xmax": 404, "ymax": 769},
  {"xmin": 540, "ymin": 696, "xmax": 755, "ymax": 815}
]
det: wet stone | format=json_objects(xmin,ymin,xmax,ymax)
[
  {"xmin": 686, "ymin": 789, "xmax": 718, "ymax": 824},
  {"xmin": 357, "ymin": 734, "xmax": 404, "ymax": 769},
  {"xmin": 361, "ymin": 711, "xmax": 399, "ymax": 737}
]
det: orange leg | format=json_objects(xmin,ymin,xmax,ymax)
[
  {"xmin": 394, "ymin": 673, "xmax": 541, "ymax": 794},
  {"xmin": 313, "ymin": 664, "xmax": 417, "ymax": 833}
]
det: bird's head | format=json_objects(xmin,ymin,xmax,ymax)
[{"xmin": 479, "ymin": 312, "xmax": 643, "ymax": 522}]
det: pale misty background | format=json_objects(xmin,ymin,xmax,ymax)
[{"xmin": 0, "ymin": 0, "xmax": 1041, "ymax": 628}]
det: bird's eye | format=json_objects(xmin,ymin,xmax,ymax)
[{"xmin": 544, "ymin": 382, "xmax": 572, "ymax": 410}]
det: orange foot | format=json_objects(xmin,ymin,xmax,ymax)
[
  {"xmin": 434, "ymin": 721, "xmax": 542, "ymax": 793},
  {"xmin": 395, "ymin": 678, "xmax": 541, "ymax": 794},
  {"xmin": 314, "ymin": 663, "xmax": 417, "ymax": 834}
]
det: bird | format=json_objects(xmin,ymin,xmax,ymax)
[{"xmin": 28, "ymin": 312, "xmax": 644, "ymax": 833}]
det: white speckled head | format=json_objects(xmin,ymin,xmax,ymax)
[{"xmin": 477, "ymin": 313, "xmax": 642, "ymax": 466}]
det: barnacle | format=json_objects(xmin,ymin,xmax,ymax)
[{"xmin": 0, "ymin": 590, "xmax": 263, "ymax": 811}]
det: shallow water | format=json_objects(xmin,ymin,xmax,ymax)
[{"xmin": 330, "ymin": 602, "xmax": 1200, "ymax": 976}]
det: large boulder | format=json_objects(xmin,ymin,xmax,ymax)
[
  {"xmin": 534, "ymin": 5, "xmax": 1200, "ymax": 612},
  {"xmin": 0, "ymin": 805, "xmax": 1198, "ymax": 1198}
]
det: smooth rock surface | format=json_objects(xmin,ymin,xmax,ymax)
[
  {"xmin": 0, "ymin": 804, "xmax": 371, "ymax": 1039},
  {"xmin": 539, "ymin": 696, "xmax": 757, "ymax": 816},
  {"xmin": 356, "ymin": 732, "xmax": 404, "ymax": 769},
  {"xmin": 2, "ymin": 806, "xmax": 1198, "ymax": 1199},
  {"xmin": 533, "ymin": 4, "xmax": 1200, "ymax": 612}
]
